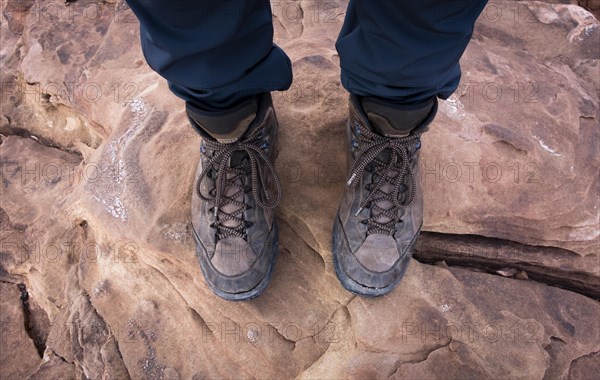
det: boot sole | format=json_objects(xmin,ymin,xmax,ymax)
[
  {"xmin": 193, "ymin": 223, "xmax": 278, "ymax": 301},
  {"xmin": 332, "ymin": 214, "xmax": 416, "ymax": 297}
]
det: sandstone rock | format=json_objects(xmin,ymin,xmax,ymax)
[
  {"xmin": 298, "ymin": 264, "xmax": 600, "ymax": 379},
  {"xmin": 0, "ymin": 282, "xmax": 40, "ymax": 379},
  {"xmin": 421, "ymin": 1, "xmax": 599, "ymax": 257},
  {"xmin": 414, "ymin": 232, "xmax": 600, "ymax": 299},
  {"xmin": 1, "ymin": 0, "xmax": 599, "ymax": 378},
  {"xmin": 29, "ymin": 351, "xmax": 76, "ymax": 379},
  {"xmin": 544, "ymin": 0, "xmax": 600, "ymax": 19}
]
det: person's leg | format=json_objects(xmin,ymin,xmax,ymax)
[
  {"xmin": 126, "ymin": 0, "xmax": 292, "ymax": 111},
  {"xmin": 126, "ymin": 0, "xmax": 289, "ymax": 300},
  {"xmin": 336, "ymin": 0, "xmax": 488, "ymax": 104},
  {"xmin": 333, "ymin": 0, "xmax": 488, "ymax": 297}
]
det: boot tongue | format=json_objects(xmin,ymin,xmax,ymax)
[
  {"xmin": 361, "ymin": 96, "xmax": 434, "ymax": 138},
  {"xmin": 229, "ymin": 151, "xmax": 247, "ymax": 167},
  {"xmin": 187, "ymin": 98, "xmax": 259, "ymax": 234},
  {"xmin": 359, "ymin": 97, "xmax": 433, "ymax": 225},
  {"xmin": 187, "ymin": 97, "xmax": 258, "ymax": 143}
]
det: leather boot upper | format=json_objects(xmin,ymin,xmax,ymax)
[
  {"xmin": 189, "ymin": 93, "xmax": 280, "ymax": 296},
  {"xmin": 334, "ymin": 94, "xmax": 438, "ymax": 291}
]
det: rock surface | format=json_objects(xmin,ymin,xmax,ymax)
[{"xmin": 1, "ymin": 0, "xmax": 599, "ymax": 378}]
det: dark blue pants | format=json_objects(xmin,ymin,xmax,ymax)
[{"xmin": 126, "ymin": 0, "xmax": 488, "ymax": 110}]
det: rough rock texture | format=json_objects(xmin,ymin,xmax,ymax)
[
  {"xmin": 546, "ymin": 0, "xmax": 600, "ymax": 19},
  {"xmin": 425, "ymin": 1, "xmax": 600, "ymax": 257},
  {"xmin": 1, "ymin": 0, "xmax": 599, "ymax": 378},
  {"xmin": 0, "ymin": 282, "xmax": 40, "ymax": 379}
]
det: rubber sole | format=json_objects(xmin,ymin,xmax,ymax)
[
  {"xmin": 193, "ymin": 223, "xmax": 278, "ymax": 301},
  {"xmin": 332, "ymin": 214, "xmax": 414, "ymax": 297}
]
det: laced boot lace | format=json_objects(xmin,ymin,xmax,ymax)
[
  {"xmin": 196, "ymin": 127, "xmax": 281, "ymax": 240},
  {"xmin": 346, "ymin": 121, "xmax": 426, "ymax": 235}
]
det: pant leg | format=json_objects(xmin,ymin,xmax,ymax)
[
  {"xmin": 336, "ymin": 0, "xmax": 488, "ymax": 104},
  {"xmin": 125, "ymin": 0, "xmax": 293, "ymax": 110}
]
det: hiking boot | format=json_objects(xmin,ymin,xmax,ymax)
[
  {"xmin": 332, "ymin": 95, "xmax": 438, "ymax": 297},
  {"xmin": 189, "ymin": 93, "xmax": 281, "ymax": 301}
]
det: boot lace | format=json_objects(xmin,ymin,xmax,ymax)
[
  {"xmin": 346, "ymin": 121, "xmax": 426, "ymax": 236},
  {"xmin": 196, "ymin": 127, "xmax": 281, "ymax": 240}
]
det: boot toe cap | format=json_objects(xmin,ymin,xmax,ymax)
[
  {"xmin": 212, "ymin": 237, "xmax": 258, "ymax": 276},
  {"xmin": 354, "ymin": 234, "xmax": 401, "ymax": 273},
  {"xmin": 194, "ymin": 226, "xmax": 278, "ymax": 299},
  {"xmin": 333, "ymin": 217, "xmax": 417, "ymax": 295}
]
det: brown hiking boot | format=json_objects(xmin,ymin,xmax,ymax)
[
  {"xmin": 189, "ymin": 93, "xmax": 281, "ymax": 301},
  {"xmin": 332, "ymin": 95, "xmax": 438, "ymax": 296}
]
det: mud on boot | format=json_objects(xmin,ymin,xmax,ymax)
[
  {"xmin": 189, "ymin": 93, "xmax": 281, "ymax": 301},
  {"xmin": 333, "ymin": 95, "xmax": 438, "ymax": 297}
]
